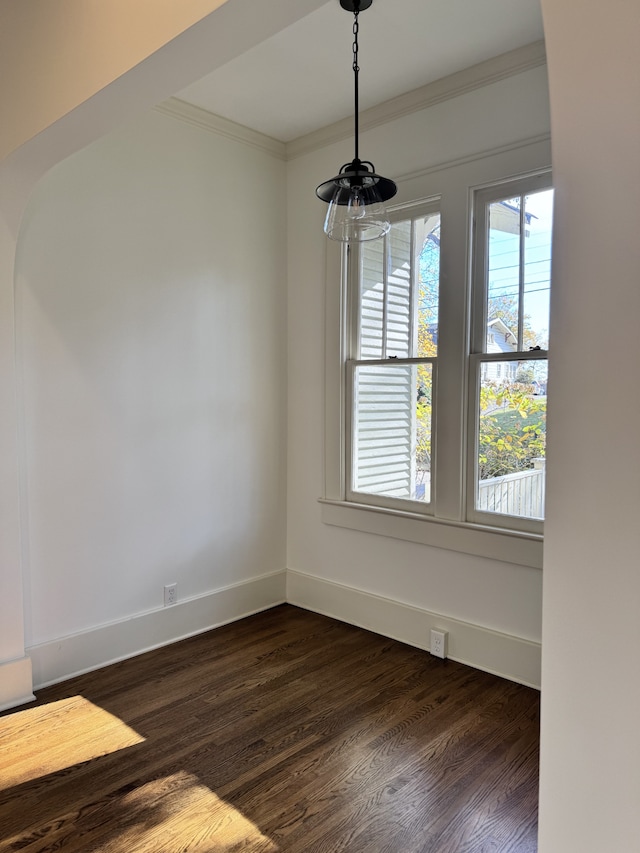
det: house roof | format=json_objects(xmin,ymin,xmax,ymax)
[{"xmin": 487, "ymin": 317, "xmax": 517, "ymax": 351}]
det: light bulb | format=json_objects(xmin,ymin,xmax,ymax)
[{"xmin": 347, "ymin": 186, "xmax": 367, "ymax": 220}]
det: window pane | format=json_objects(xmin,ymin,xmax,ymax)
[
  {"xmin": 360, "ymin": 238, "xmax": 385, "ymax": 359},
  {"xmin": 476, "ymin": 359, "xmax": 547, "ymax": 519},
  {"xmin": 486, "ymin": 190, "xmax": 554, "ymax": 351},
  {"xmin": 387, "ymin": 221, "xmax": 412, "ymax": 358},
  {"xmin": 359, "ymin": 213, "xmax": 440, "ymax": 360},
  {"xmin": 352, "ymin": 362, "xmax": 433, "ymax": 503},
  {"xmin": 487, "ymin": 197, "xmax": 521, "ymax": 350},
  {"xmin": 523, "ymin": 190, "xmax": 553, "ymax": 348},
  {"xmin": 418, "ymin": 213, "xmax": 440, "ymax": 357}
]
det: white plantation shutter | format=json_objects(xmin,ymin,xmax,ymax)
[
  {"xmin": 353, "ymin": 222, "xmax": 417, "ymax": 499},
  {"xmin": 386, "ymin": 223, "xmax": 413, "ymax": 358},
  {"xmin": 352, "ymin": 363, "xmax": 416, "ymax": 498},
  {"xmin": 359, "ymin": 238, "xmax": 384, "ymax": 358}
]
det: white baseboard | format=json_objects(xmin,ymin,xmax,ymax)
[
  {"xmin": 0, "ymin": 656, "xmax": 36, "ymax": 712},
  {"xmin": 286, "ymin": 569, "xmax": 541, "ymax": 689},
  {"xmin": 23, "ymin": 568, "xmax": 539, "ymax": 696},
  {"xmin": 28, "ymin": 571, "xmax": 286, "ymax": 690}
]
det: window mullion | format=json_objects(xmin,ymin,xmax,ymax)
[
  {"xmin": 382, "ymin": 233, "xmax": 389, "ymax": 359},
  {"xmin": 409, "ymin": 219, "xmax": 417, "ymax": 356},
  {"xmin": 349, "ymin": 243, "xmax": 362, "ymax": 360},
  {"xmin": 470, "ymin": 204, "xmax": 488, "ymax": 355},
  {"xmin": 518, "ymin": 195, "xmax": 526, "ymax": 351}
]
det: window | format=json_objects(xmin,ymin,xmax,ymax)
[
  {"xmin": 323, "ymin": 165, "xmax": 552, "ymax": 566},
  {"xmin": 347, "ymin": 204, "xmax": 440, "ymax": 512},
  {"xmin": 469, "ymin": 176, "xmax": 553, "ymax": 532}
]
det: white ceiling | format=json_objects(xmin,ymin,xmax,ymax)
[{"xmin": 176, "ymin": 0, "xmax": 545, "ymax": 143}]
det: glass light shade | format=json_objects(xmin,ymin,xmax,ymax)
[
  {"xmin": 323, "ymin": 182, "xmax": 391, "ymax": 242},
  {"xmin": 317, "ymin": 159, "xmax": 397, "ymax": 242}
]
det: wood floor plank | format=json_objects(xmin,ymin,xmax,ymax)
[{"xmin": 0, "ymin": 605, "xmax": 539, "ymax": 852}]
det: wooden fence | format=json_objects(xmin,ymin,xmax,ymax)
[{"xmin": 478, "ymin": 460, "xmax": 545, "ymax": 519}]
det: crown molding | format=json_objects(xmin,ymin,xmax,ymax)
[
  {"xmin": 153, "ymin": 98, "xmax": 287, "ymax": 160},
  {"xmin": 154, "ymin": 40, "xmax": 546, "ymax": 164},
  {"xmin": 286, "ymin": 40, "xmax": 547, "ymax": 160}
]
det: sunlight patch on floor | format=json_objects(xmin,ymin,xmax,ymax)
[
  {"xmin": 0, "ymin": 695, "xmax": 145, "ymax": 788},
  {"xmin": 1, "ymin": 701, "xmax": 279, "ymax": 851},
  {"xmin": 92, "ymin": 771, "xmax": 279, "ymax": 853}
]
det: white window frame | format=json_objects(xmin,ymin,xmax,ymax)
[
  {"xmin": 345, "ymin": 200, "xmax": 440, "ymax": 515},
  {"xmin": 321, "ymin": 143, "xmax": 552, "ymax": 570},
  {"xmin": 468, "ymin": 173, "xmax": 552, "ymax": 534}
]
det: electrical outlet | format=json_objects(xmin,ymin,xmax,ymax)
[
  {"xmin": 430, "ymin": 628, "xmax": 448, "ymax": 659},
  {"xmin": 164, "ymin": 583, "xmax": 177, "ymax": 607}
]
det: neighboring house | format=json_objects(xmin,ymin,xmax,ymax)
[
  {"xmin": 423, "ymin": 316, "xmax": 519, "ymax": 382},
  {"xmin": 483, "ymin": 317, "xmax": 518, "ymax": 382}
]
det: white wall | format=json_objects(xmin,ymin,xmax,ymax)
[
  {"xmin": 286, "ymin": 66, "xmax": 551, "ymax": 685},
  {"xmin": 538, "ymin": 0, "xmax": 640, "ymax": 849},
  {"xmin": 0, "ymin": 0, "xmax": 326, "ymax": 712},
  {"xmin": 15, "ymin": 109, "xmax": 287, "ymax": 679}
]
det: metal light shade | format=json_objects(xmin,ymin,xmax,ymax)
[
  {"xmin": 316, "ymin": 0, "xmax": 397, "ymax": 242},
  {"xmin": 316, "ymin": 158, "xmax": 397, "ymax": 242}
]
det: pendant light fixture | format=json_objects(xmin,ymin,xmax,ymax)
[{"xmin": 316, "ymin": 0, "xmax": 397, "ymax": 242}]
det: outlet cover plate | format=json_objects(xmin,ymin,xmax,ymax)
[
  {"xmin": 430, "ymin": 628, "xmax": 448, "ymax": 659},
  {"xmin": 164, "ymin": 583, "xmax": 177, "ymax": 606}
]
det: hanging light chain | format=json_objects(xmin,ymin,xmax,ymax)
[
  {"xmin": 352, "ymin": 3, "xmax": 360, "ymax": 162},
  {"xmin": 352, "ymin": 6, "xmax": 359, "ymax": 75}
]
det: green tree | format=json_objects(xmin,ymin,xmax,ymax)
[
  {"xmin": 415, "ymin": 230, "xmax": 439, "ymax": 485},
  {"xmin": 515, "ymin": 365, "xmax": 535, "ymax": 384},
  {"xmin": 478, "ymin": 381, "xmax": 546, "ymax": 479}
]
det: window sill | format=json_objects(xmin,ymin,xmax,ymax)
[{"xmin": 319, "ymin": 499, "xmax": 543, "ymax": 569}]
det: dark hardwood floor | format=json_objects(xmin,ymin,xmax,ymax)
[{"xmin": 0, "ymin": 605, "xmax": 539, "ymax": 852}]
